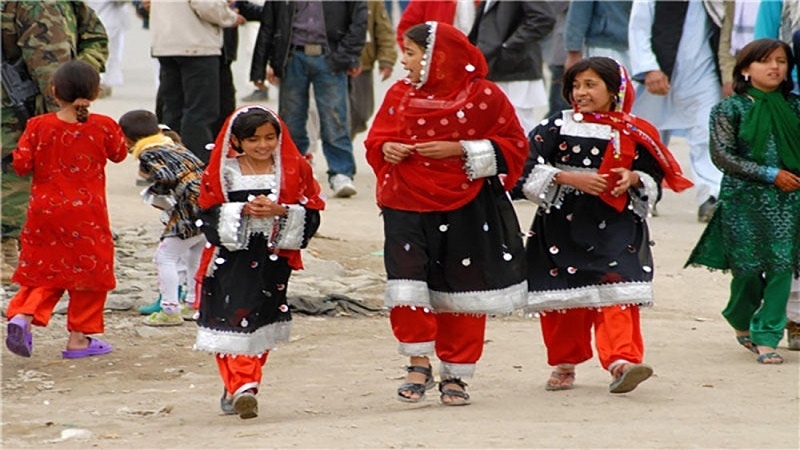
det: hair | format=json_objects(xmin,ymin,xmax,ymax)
[
  {"xmin": 51, "ymin": 60, "xmax": 100, "ymax": 123},
  {"xmin": 160, "ymin": 127, "xmax": 183, "ymax": 145},
  {"xmin": 118, "ymin": 109, "xmax": 160, "ymax": 142},
  {"xmin": 404, "ymin": 23, "xmax": 430, "ymax": 50},
  {"xmin": 733, "ymin": 38, "xmax": 795, "ymax": 95},
  {"xmin": 231, "ymin": 108, "xmax": 280, "ymax": 141},
  {"xmin": 561, "ymin": 57, "xmax": 621, "ymax": 106}
]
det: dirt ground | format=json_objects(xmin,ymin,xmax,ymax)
[{"xmin": 1, "ymin": 12, "xmax": 798, "ymax": 449}]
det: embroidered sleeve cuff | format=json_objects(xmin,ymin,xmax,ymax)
[
  {"xmin": 765, "ymin": 167, "xmax": 780, "ymax": 183},
  {"xmin": 461, "ymin": 139, "xmax": 497, "ymax": 180},
  {"xmin": 218, "ymin": 203, "xmax": 249, "ymax": 251},
  {"xmin": 630, "ymin": 171, "xmax": 658, "ymax": 219},
  {"xmin": 522, "ymin": 164, "xmax": 562, "ymax": 208},
  {"xmin": 273, "ymin": 205, "xmax": 306, "ymax": 250}
]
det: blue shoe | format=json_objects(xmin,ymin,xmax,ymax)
[{"xmin": 138, "ymin": 296, "xmax": 162, "ymax": 315}]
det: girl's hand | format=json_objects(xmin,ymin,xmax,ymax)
[
  {"xmin": 608, "ymin": 168, "xmax": 641, "ymax": 197},
  {"xmin": 382, "ymin": 142, "xmax": 414, "ymax": 164},
  {"xmin": 245, "ymin": 194, "xmax": 286, "ymax": 218},
  {"xmin": 413, "ymin": 141, "xmax": 463, "ymax": 160},
  {"xmin": 775, "ymin": 169, "xmax": 800, "ymax": 192},
  {"xmin": 556, "ymin": 171, "xmax": 609, "ymax": 196}
]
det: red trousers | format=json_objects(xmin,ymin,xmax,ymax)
[
  {"xmin": 540, "ymin": 305, "xmax": 644, "ymax": 370},
  {"xmin": 6, "ymin": 286, "xmax": 107, "ymax": 333},
  {"xmin": 216, "ymin": 353, "xmax": 270, "ymax": 396},
  {"xmin": 390, "ymin": 306, "xmax": 486, "ymax": 365}
]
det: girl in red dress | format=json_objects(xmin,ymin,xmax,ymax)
[{"xmin": 5, "ymin": 60, "xmax": 127, "ymax": 359}]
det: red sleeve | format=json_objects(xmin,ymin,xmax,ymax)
[{"xmin": 11, "ymin": 117, "xmax": 38, "ymax": 176}]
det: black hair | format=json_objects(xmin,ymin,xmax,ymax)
[
  {"xmin": 404, "ymin": 23, "xmax": 430, "ymax": 51},
  {"xmin": 733, "ymin": 38, "xmax": 795, "ymax": 96},
  {"xmin": 118, "ymin": 109, "xmax": 160, "ymax": 142},
  {"xmin": 230, "ymin": 108, "xmax": 281, "ymax": 144},
  {"xmin": 51, "ymin": 60, "xmax": 100, "ymax": 123},
  {"xmin": 561, "ymin": 57, "xmax": 621, "ymax": 106}
]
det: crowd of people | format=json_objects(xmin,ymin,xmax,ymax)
[{"xmin": 2, "ymin": 0, "xmax": 799, "ymax": 420}]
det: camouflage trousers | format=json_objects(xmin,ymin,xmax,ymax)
[{"xmin": 2, "ymin": 112, "xmax": 30, "ymax": 239}]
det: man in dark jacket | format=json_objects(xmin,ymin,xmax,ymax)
[
  {"xmin": 250, "ymin": 1, "xmax": 367, "ymax": 198},
  {"xmin": 468, "ymin": 0, "xmax": 555, "ymax": 133}
]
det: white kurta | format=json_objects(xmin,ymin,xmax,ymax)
[{"xmin": 628, "ymin": 0, "xmax": 722, "ymax": 204}]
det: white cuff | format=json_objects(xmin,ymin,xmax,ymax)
[
  {"xmin": 218, "ymin": 203, "xmax": 248, "ymax": 251},
  {"xmin": 461, "ymin": 139, "xmax": 497, "ymax": 180},
  {"xmin": 272, "ymin": 205, "xmax": 306, "ymax": 250}
]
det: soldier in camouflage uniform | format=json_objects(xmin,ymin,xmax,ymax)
[{"xmin": 1, "ymin": 1, "xmax": 108, "ymax": 281}]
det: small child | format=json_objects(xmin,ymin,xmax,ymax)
[
  {"xmin": 195, "ymin": 105, "xmax": 324, "ymax": 419},
  {"xmin": 5, "ymin": 60, "xmax": 127, "ymax": 359},
  {"xmin": 118, "ymin": 110, "xmax": 206, "ymax": 326}
]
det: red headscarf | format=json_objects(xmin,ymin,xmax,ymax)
[
  {"xmin": 365, "ymin": 21, "xmax": 528, "ymax": 212},
  {"xmin": 577, "ymin": 61, "xmax": 693, "ymax": 212},
  {"xmin": 197, "ymin": 105, "xmax": 324, "ymax": 282}
]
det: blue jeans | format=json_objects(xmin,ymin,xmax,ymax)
[{"xmin": 279, "ymin": 50, "xmax": 356, "ymax": 179}]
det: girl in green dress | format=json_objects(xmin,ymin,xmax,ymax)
[{"xmin": 686, "ymin": 39, "xmax": 800, "ymax": 364}]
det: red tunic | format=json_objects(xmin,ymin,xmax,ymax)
[{"xmin": 11, "ymin": 113, "xmax": 127, "ymax": 290}]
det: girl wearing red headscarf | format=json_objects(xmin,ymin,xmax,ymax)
[
  {"xmin": 513, "ymin": 57, "xmax": 692, "ymax": 394},
  {"xmin": 365, "ymin": 21, "xmax": 529, "ymax": 406},
  {"xmin": 194, "ymin": 105, "xmax": 324, "ymax": 419}
]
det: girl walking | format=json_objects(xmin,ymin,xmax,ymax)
[{"xmin": 5, "ymin": 60, "xmax": 127, "ymax": 359}]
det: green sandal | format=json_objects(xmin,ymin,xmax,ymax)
[
  {"xmin": 397, "ymin": 365, "xmax": 436, "ymax": 403},
  {"xmin": 439, "ymin": 378, "xmax": 470, "ymax": 406},
  {"xmin": 757, "ymin": 352, "xmax": 784, "ymax": 365}
]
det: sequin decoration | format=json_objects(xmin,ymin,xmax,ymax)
[
  {"xmin": 549, "ymin": 245, "xmax": 559, "ymax": 254},
  {"xmin": 269, "ymin": 254, "xmax": 279, "ymax": 261},
  {"xmin": 277, "ymin": 284, "xmax": 286, "ymax": 291},
  {"xmin": 461, "ymin": 258, "xmax": 471, "ymax": 266},
  {"xmin": 590, "ymin": 147, "xmax": 600, "ymax": 155},
  {"xmin": 554, "ymin": 119, "xmax": 564, "ymax": 126},
  {"xmin": 566, "ymin": 213, "xmax": 573, "ymax": 221},
  {"xmin": 482, "ymin": 222, "xmax": 489, "ymax": 232},
  {"xmin": 642, "ymin": 266, "xmax": 652, "ymax": 273},
  {"xmin": 608, "ymin": 261, "xmax": 619, "ymax": 267},
  {"xmin": 582, "ymin": 158, "xmax": 592, "ymax": 166},
  {"xmin": 279, "ymin": 304, "xmax": 289, "ymax": 313},
  {"xmin": 439, "ymin": 224, "xmax": 449, "ymax": 232},
  {"xmin": 403, "ymin": 243, "xmax": 411, "ymax": 251},
  {"xmin": 567, "ymin": 267, "xmax": 577, "ymax": 274},
  {"xmin": 572, "ymin": 145, "xmax": 581, "ymax": 153},
  {"xmin": 247, "ymin": 194, "xmax": 256, "ymax": 202},
  {"xmin": 465, "ymin": 63, "xmax": 475, "ymax": 72},
  {"xmin": 215, "ymin": 257, "xmax": 226, "ymax": 265},
  {"xmin": 241, "ymin": 318, "xmax": 249, "ymax": 327},
  {"xmin": 195, "ymin": 219, "xmax": 204, "ymax": 227},
  {"xmin": 598, "ymin": 221, "xmax": 607, "ymax": 229},
  {"xmin": 250, "ymin": 261, "xmax": 259, "ymax": 268},
  {"xmin": 502, "ymin": 253, "xmax": 512, "ymax": 261},
  {"xmin": 456, "ymin": 110, "xmax": 465, "ymax": 119},
  {"xmin": 549, "ymin": 268, "xmax": 559, "ymax": 277},
  {"xmin": 574, "ymin": 112, "xmax": 584, "ymax": 122}
]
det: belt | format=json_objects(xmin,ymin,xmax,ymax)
[{"xmin": 293, "ymin": 44, "xmax": 324, "ymax": 52}]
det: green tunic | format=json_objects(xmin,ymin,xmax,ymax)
[{"xmin": 686, "ymin": 93, "xmax": 800, "ymax": 277}]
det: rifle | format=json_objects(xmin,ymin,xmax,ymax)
[{"xmin": 1, "ymin": 47, "xmax": 39, "ymax": 127}]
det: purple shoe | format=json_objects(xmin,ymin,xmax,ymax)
[
  {"xmin": 61, "ymin": 337, "xmax": 113, "ymax": 359},
  {"xmin": 6, "ymin": 316, "xmax": 33, "ymax": 357}
]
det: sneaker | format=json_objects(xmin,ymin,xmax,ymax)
[
  {"xmin": 180, "ymin": 304, "xmax": 198, "ymax": 321},
  {"xmin": 697, "ymin": 196, "xmax": 716, "ymax": 223},
  {"xmin": 143, "ymin": 311, "xmax": 183, "ymax": 327},
  {"xmin": 787, "ymin": 321, "xmax": 800, "ymax": 351},
  {"xmin": 241, "ymin": 89, "xmax": 268, "ymax": 102},
  {"xmin": 139, "ymin": 296, "xmax": 162, "ymax": 315},
  {"xmin": 330, "ymin": 174, "xmax": 357, "ymax": 198}
]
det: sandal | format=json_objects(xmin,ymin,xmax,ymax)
[
  {"xmin": 757, "ymin": 352, "xmax": 784, "ymax": 365},
  {"xmin": 736, "ymin": 335, "xmax": 759, "ymax": 354},
  {"xmin": 233, "ymin": 390, "xmax": 258, "ymax": 419},
  {"xmin": 545, "ymin": 367, "xmax": 576, "ymax": 391},
  {"xmin": 396, "ymin": 365, "xmax": 436, "ymax": 403},
  {"xmin": 609, "ymin": 363, "xmax": 653, "ymax": 394},
  {"xmin": 6, "ymin": 316, "xmax": 33, "ymax": 357},
  {"xmin": 438, "ymin": 378, "xmax": 470, "ymax": 406}
]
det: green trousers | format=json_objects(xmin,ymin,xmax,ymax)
[{"xmin": 723, "ymin": 271, "xmax": 792, "ymax": 348}]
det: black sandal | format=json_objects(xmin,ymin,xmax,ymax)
[
  {"xmin": 438, "ymin": 378, "xmax": 470, "ymax": 406},
  {"xmin": 397, "ymin": 365, "xmax": 436, "ymax": 403}
]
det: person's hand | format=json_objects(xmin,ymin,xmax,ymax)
[
  {"xmin": 382, "ymin": 142, "xmax": 414, "ymax": 164},
  {"xmin": 564, "ymin": 51, "xmax": 582, "ymax": 70},
  {"xmin": 347, "ymin": 66, "xmax": 363, "ymax": 78},
  {"xmin": 644, "ymin": 70, "xmax": 670, "ymax": 96},
  {"xmin": 379, "ymin": 66, "xmax": 393, "ymax": 81},
  {"xmin": 721, "ymin": 82, "xmax": 734, "ymax": 98},
  {"xmin": 556, "ymin": 171, "xmax": 609, "ymax": 196},
  {"xmin": 233, "ymin": 14, "xmax": 246, "ymax": 26},
  {"xmin": 608, "ymin": 168, "xmax": 641, "ymax": 197},
  {"xmin": 244, "ymin": 194, "xmax": 286, "ymax": 218},
  {"xmin": 774, "ymin": 169, "xmax": 800, "ymax": 192},
  {"xmin": 413, "ymin": 141, "xmax": 463, "ymax": 160},
  {"xmin": 267, "ymin": 66, "xmax": 279, "ymax": 86}
]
